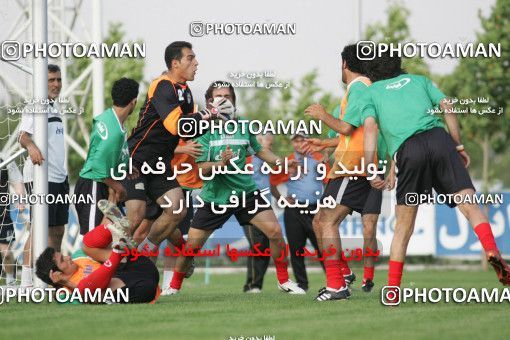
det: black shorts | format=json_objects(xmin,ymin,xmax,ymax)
[
  {"xmin": 115, "ymin": 256, "xmax": 159, "ymax": 303},
  {"xmin": 0, "ymin": 217, "xmax": 15, "ymax": 245},
  {"xmin": 123, "ymin": 168, "xmax": 180, "ymax": 202},
  {"xmin": 25, "ymin": 178, "xmax": 69, "ymax": 227},
  {"xmin": 190, "ymin": 192, "xmax": 272, "ymax": 231},
  {"xmin": 144, "ymin": 188, "xmax": 194, "ymax": 235},
  {"xmin": 74, "ymin": 177, "xmax": 109, "ymax": 235},
  {"xmin": 362, "ymin": 175, "xmax": 383, "ymax": 215},
  {"xmin": 395, "ymin": 127, "xmax": 474, "ymax": 207},
  {"xmin": 322, "ymin": 176, "xmax": 381, "ymax": 215}
]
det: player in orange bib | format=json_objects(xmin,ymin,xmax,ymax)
[{"xmin": 303, "ymin": 44, "xmax": 394, "ymax": 301}]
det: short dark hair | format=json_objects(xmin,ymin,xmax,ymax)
[
  {"xmin": 164, "ymin": 41, "xmax": 192, "ymax": 69},
  {"xmin": 35, "ymin": 247, "xmax": 60, "ymax": 287},
  {"xmin": 363, "ymin": 44, "xmax": 405, "ymax": 82},
  {"xmin": 341, "ymin": 44, "xmax": 364, "ymax": 74},
  {"xmin": 111, "ymin": 78, "xmax": 139, "ymax": 107},
  {"xmin": 48, "ymin": 64, "xmax": 60, "ymax": 73},
  {"xmin": 205, "ymin": 81, "xmax": 236, "ymax": 106}
]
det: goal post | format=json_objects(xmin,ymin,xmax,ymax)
[{"xmin": 31, "ymin": 0, "xmax": 49, "ymax": 288}]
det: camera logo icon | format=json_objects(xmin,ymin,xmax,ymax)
[
  {"xmin": 1, "ymin": 40, "xmax": 21, "ymax": 61},
  {"xmin": 178, "ymin": 117, "xmax": 198, "ymax": 138},
  {"xmin": 356, "ymin": 40, "xmax": 376, "ymax": 61},
  {"xmin": 405, "ymin": 193, "xmax": 419, "ymax": 206},
  {"xmin": 381, "ymin": 286, "xmax": 401, "ymax": 306},
  {"xmin": 190, "ymin": 22, "xmax": 205, "ymax": 37}
]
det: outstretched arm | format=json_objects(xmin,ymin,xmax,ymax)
[
  {"xmin": 198, "ymin": 146, "xmax": 234, "ymax": 176},
  {"xmin": 304, "ymin": 104, "xmax": 355, "ymax": 136},
  {"xmin": 19, "ymin": 132, "xmax": 45, "ymax": 165},
  {"xmin": 302, "ymin": 137, "xmax": 338, "ymax": 154},
  {"xmin": 256, "ymin": 148, "xmax": 282, "ymax": 166},
  {"xmin": 363, "ymin": 117, "xmax": 385, "ymax": 190},
  {"xmin": 441, "ymin": 99, "xmax": 470, "ymax": 167}
]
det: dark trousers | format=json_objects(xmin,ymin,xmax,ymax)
[
  {"xmin": 284, "ymin": 207, "xmax": 324, "ymax": 291},
  {"xmin": 242, "ymin": 224, "xmax": 270, "ymax": 291}
]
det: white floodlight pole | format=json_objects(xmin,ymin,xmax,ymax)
[
  {"xmin": 356, "ymin": 0, "xmax": 363, "ymax": 41},
  {"xmin": 92, "ymin": 0, "xmax": 104, "ymax": 117}
]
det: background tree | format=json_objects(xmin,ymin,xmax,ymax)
[
  {"xmin": 66, "ymin": 22, "xmax": 146, "ymax": 181},
  {"xmin": 364, "ymin": 0, "xmax": 510, "ymax": 189},
  {"xmin": 364, "ymin": 0, "xmax": 430, "ymax": 76},
  {"xmin": 439, "ymin": 0, "xmax": 510, "ymax": 190},
  {"xmin": 238, "ymin": 70, "xmax": 336, "ymax": 156}
]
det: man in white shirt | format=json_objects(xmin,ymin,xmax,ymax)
[{"xmin": 18, "ymin": 64, "xmax": 68, "ymax": 287}]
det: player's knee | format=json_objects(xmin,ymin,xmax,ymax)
[
  {"xmin": 49, "ymin": 226, "xmax": 64, "ymax": 240},
  {"xmin": 393, "ymin": 226, "xmax": 414, "ymax": 242},
  {"xmin": 312, "ymin": 216, "xmax": 319, "ymax": 229},
  {"xmin": 177, "ymin": 208, "xmax": 188, "ymax": 222},
  {"xmin": 312, "ymin": 215, "xmax": 322, "ymax": 234},
  {"xmin": 363, "ymin": 225, "xmax": 376, "ymax": 239},
  {"xmin": 82, "ymin": 244, "xmax": 93, "ymax": 257},
  {"xmin": 133, "ymin": 227, "xmax": 149, "ymax": 244},
  {"xmin": 362, "ymin": 220, "xmax": 377, "ymax": 239},
  {"xmin": 4, "ymin": 251, "xmax": 14, "ymax": 263},
  {"xmin": 162, "ymin": 207, "xmax": 186, "ymax": 223},
  {"xmin": 458, "ymin": 201, "xmax": 486, "ymax": 223},
  {"xmin": 128, "ymin": 210, "xmax": 145, "ymax": 230},
  {"xmin": 49, "ymin": 226, "xmax": 64, "ymax": 237},
  {"xmin": 264, "ymin": 224, "xmax": 282, "ymax": 240}
]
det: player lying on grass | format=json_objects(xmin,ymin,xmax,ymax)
[
  {"xmin": 167, "ymin": 81, "xmax": 305, "ymax": 295},
  {"xmin": 361, "ymin": 46, "xmax": 510, "ymax": 296},
  {"xmin": 35, "ymin": 200, "xmax": 160, "ymax": 303}
]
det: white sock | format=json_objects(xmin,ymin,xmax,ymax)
[
  {"xmin": 326, "ymin": 286, "xmax": 346, "ymax": 292},
  {"xmin": 137, "ymin": 237, "xmax": 158, "ymax": 252},
  {"xmin": 162, "ymin": 270, "xmax": 174, "ymax": 288},
  {"xmin": 21, "ymin": 266, "xmax": 32, "ymax": 287},
  {"xmin": 6, "ymin": 273, "xmax": 15, "ymax": 285}
]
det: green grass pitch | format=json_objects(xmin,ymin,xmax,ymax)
[{"xmin": 1, "ymin": 269, "xmax": 508, "ymax": 340}]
